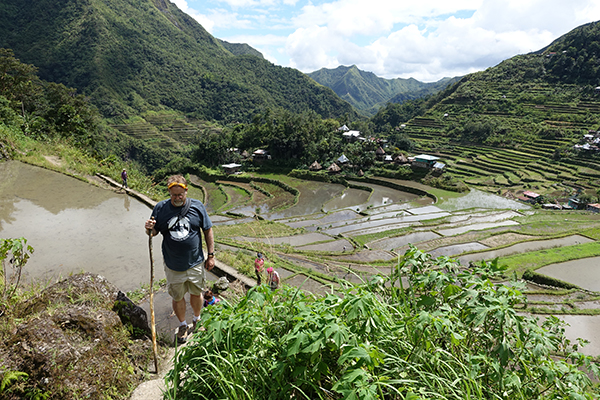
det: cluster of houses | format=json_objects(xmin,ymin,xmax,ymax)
[
  {"xmin": 221, "ymin": 126, "xmax": 446, "ymax": 176},
  {"xmin": 519, "ymin": 189, "xmax": 600, "ymax": 213},
  {"xmin": 573, "ymin": 130, "xmax": 600, "ymax": 151},
  {"xmin": 221, "ymin": 148, "xmax": 271, "ymax": 174}
]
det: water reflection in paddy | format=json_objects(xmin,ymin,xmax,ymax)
[
  {"xmin": 266, "ymin": 181, "xmax": 344, "ymax": 219},
  {"xmin": 437, "ymin": 189, "xmax": 530, "ymax": 211},
  {"xmin": 322, "ymin": 188, "xmax": 370, "ymax": 213},
  {"xmin": 346, "ymin": 181, "xmax": 431, "ymax": 212},
  {"xmin": 0, "ymin": 161, "xmax": 164, "ymax": 292}
]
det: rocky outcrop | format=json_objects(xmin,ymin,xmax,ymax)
[
  {"xmin": 113, "ymin": 290, "xmax": 152, "ymax": 339},
  {"xmin": 0, "ymin": 273, "xmax": 154, "ymax": 400}
]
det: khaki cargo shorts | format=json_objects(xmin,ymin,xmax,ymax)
[{"xmin": 164, "ymin": 262, "xmax": 206, "ymax": 302}]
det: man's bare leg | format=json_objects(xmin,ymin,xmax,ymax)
[
  {"xmin": 190, "ymin": 293, "xmax": 204, "ymax": 318},
  {"xmin": 189, "ymin": 293, "xmax": 204, "ymax": 332},
  {"xmin": 173, "ymin": 298, "xmax": 187, "ymax": 323}
]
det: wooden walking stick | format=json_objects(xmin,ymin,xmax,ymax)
[{"xmin": 148, "ymin": 218, "xmax": 159, "ymax": 374}]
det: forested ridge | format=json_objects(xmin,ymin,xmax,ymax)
[
  {"xmin": 308, "ymin": 65, "xmax": 460, "ymax": 116},
  {"xmin": 0, "ymin": 0, "xmax": 356, "ymax": 123}
]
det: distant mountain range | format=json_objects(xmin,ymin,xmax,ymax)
[
  {"xmin": 308, "ymin": 65, "xmax": 460, "ymax": 116},
  {"xmin": 0, "ymin": 0, "xmax": 356, "ymax": 123}
]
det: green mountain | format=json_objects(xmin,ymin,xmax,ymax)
[
  {"xmin": 307, "ymin": 65, "xmax": 459, "ymax": 116},
  {"xmin": 373, "ymin": 20, "xmax": 600, "ymax": 198},
  {"xmin": 0, "ymin": 0, "xmax": 356, "ymax": 123},
  {"xmin": 217, "ymin": 39, "xmax": 264, "ymax": 59}
]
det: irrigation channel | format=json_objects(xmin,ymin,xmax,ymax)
[{"xmin": 1, "ymin": 161, "xmax": 600, "ymax": 354}]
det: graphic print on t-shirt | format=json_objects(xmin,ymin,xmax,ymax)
[{"xmin": 167, "ymin": 215, "xmax": 191, "ymax": 241}]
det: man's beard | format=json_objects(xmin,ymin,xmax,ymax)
[{"xmin": 173, "ymin": 199, "xmax": 185, "ymax": 207}]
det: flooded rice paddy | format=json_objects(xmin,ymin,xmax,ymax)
[
  {"xmin": 538, "ymin": 257, "xmax": 600, "ymax": 292},
  {"xmin": 0, "ymin": 161, "xmax": 165, "ymax": 292},
  {"xmin": 437, "ymin": 188, "xmax": 530, "ymax": 211}
]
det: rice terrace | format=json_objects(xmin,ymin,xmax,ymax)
[{"xmin": 192, "ymin": 165, "xmax": 600, "ymax": 325}]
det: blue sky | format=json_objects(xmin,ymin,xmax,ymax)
[{"xmin": 171, "ymin": 0, "xmax": 600, "ymax": 82}]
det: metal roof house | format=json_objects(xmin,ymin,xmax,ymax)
[
  {"xmin": 587, "ymin": 203, "xmax": 600, "ymax": 213},
  {"xmin": 337, "ymin": 154, "xmax": 349, "ymax": 164},
  {"xmin": 342, "ymin": 130, "xmax": 361, "ymax": 142},
  {"xmin": 222, "ymin": 163, "xmax": 242, "ymax": 174},
  {"xmin": 252, "ymin": 149, "xmax": 271, "ymax": 164},
  {"xmin": 412, "ymin": 154, "xmax": 440, "ymax": 169}
]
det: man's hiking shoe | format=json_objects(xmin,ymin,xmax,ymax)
[
  {"xmin": 188, "ymin": 319, "xmax": 205, "ymax": 335},
  {"xmin": 189, "ymin": 319, "xmax": 198, "ymax": 335},
  {"xmin": 175, "ymin": 325, "xmax": 187, "ymax": 345}
]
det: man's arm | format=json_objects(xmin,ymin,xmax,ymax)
[{"xmin": 203, "ymin": 227, "xmax": 215, "ymax": 271}]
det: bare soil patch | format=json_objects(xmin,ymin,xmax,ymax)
[{"xmin": 480, "ymin": 232, "xmax": 535, "ymax": 248}]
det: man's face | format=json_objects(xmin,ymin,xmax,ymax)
[{"xmin": 169, "ymin": 186, "xmax": 187, "ymax": 207}]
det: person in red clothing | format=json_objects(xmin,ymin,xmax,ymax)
[{"xmin": 254, "ymin": 252, "xmax": 264, "ymax": 285}]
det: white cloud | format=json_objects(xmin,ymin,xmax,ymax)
[
  {"xmin": 282, "ymin": 0, "xmax": 600, "ymax": 81},
  {"xmin": 176, "ymin": 0, "xmax": 600, "ymax": 81},
  {"xmin": 286, "ymin": 26, "xmax": 340, "ymax": 71}
]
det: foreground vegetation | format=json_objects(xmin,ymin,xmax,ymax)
[{"xmin": 168, "ymin": 246, "xmax": 599, "ymax": 399}]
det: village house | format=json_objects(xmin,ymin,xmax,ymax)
[
  {"xmin": 586, "ymin": 203, "xmax": 600, "ymax": 213},
  {"xmin": 327, "ymin": 163, "xmax": 341, "ymax": 174},
  {"xmin": 309, "ymin": 161, "xmax": 322, "ymax": 171},
  {"xmin": 433, "ymin": 161, "xmax": 446, "ymax": 172},
  {"xmin": 393, "ymin": 154, "xmax": 409, "ymax": 164},
  {"xmin": 574, "ymin": 130, "xmax": 600, "ymax": 151},
  {"xmin": 342, "ymin": 130, "xmax": 361, "ymax": 142},
  {"xmin": 337, "ymin": 154, "xmax": 349, "ymax": 165},
  {"xmin": 568, "ymin": 197, "xmax": 584, "ymax": 210},
  {"xmin": 252, "ymin": 149, "xmax": 270, "ymax": 163},
  {"xmin": 519, "ymin": 190, "xmax": 542, "ymax": 204},
  {"xmin": 412, "ymin": 154, "xmax": 440, "ymax": 169},
  {"xmin": 222, "ymin": 163, "xmax": 242, "ymax": 175}
]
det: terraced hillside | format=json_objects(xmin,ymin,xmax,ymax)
[
  {"xmin": 109, "ymin": 113, "xmax": 222, "ymax": 150},
  {"xmin": 191, "ymin": 170, "xmax": 600, "ymax": 355},
  {"xmin": 396, "ymin": 73, "xmax": 600, "ymax": 200}
]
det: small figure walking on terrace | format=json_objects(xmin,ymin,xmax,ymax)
[{"xmin": 121, "ymin": 169, "xmax": 128, "ymax": 189}]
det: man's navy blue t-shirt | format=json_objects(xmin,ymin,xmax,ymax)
[{"xmin": 151, "ymin": 198, "xmax": 213, "ymax": 271}]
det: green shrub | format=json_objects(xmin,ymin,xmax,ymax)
[{"xmin": 165, "ymin": 246, "xmax": 599, "ymax": 399}]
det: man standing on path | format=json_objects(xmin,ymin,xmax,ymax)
[
  {"xmin": 121, "ymin": 169, "xmax": 128, "ymax": 189},
  {"xmin": 144, "ymin": 174, "xmax": 215, "ymax": 344}
]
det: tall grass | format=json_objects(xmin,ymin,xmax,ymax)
[{"xmin": 165, "ymin": 246, "xmax": 600, "ymax": 399}]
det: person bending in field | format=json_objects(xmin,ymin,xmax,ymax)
[{"xmin": 267, "ymin": 267, "xmax": 280, "ymax": 290}]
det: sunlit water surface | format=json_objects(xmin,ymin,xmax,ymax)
[{"xmin": 0, "ymin": 161, "xmax": 164, "ymax": 292}]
